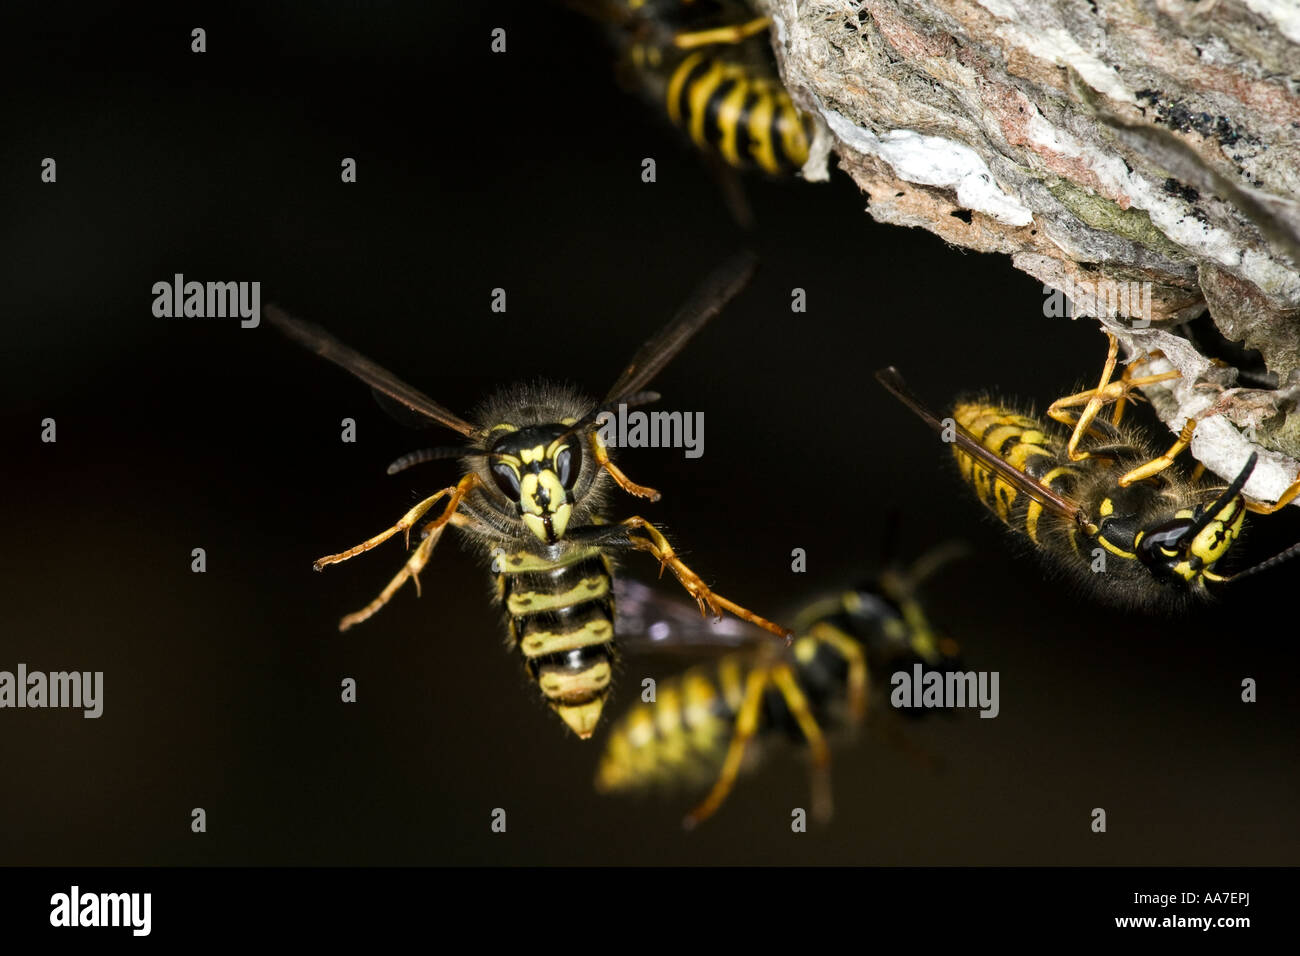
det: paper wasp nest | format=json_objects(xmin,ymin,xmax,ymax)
[{"xmin": 757, "ymin": 0, "xmax": 1300, "ymax": 504}]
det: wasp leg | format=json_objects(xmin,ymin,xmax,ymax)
[
  {"xmin": 1111, "ymin": 349, "xmax": 1170, "ymax": 426},
  {"xmin": 1244, "ymin": 473, "xmax": 1300, "ymax": 514},
  {"xmin": 338, "ymin": 525, "xmax": 445, "ymax": 632},
  {"xmin": 1190, "ymin": 462, "xmax": 1206, "ymax": 483},
  {"xmin": 772, "ymin": 665, "xmax": 833, "ymax": 824},
  {"xmin": 684, "ymin": 666, "xmax": 771, "ymax": 828},
  {"xmin": 313, "ymin": 473, "xmax": 483, "ymax": 571},
  {"xmin": 620, "ymin": 516, "xmax": 792, "ymax": 642},
  {"xmin": 672, "ymin": 16, "xmax": 770, "ymax": 50},
  {"xmin": 1118, "ymin": 419, "xmax": 1197, "ymax": 486},
  {"xmin": 1047, "ymin": 336, "xmax": 1182, "ymax": 458},
  {"xmin": 590, "ymin": 431, "xmax": 660, "ymax": 501},
  {"xmin": 807, "ymin": 622, "xmax": 869, "ymax": 723}
]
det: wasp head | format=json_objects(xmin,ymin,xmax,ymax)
[{"xmin": 487, "ymin": 424, "xmax": 583, "ymax": 543}]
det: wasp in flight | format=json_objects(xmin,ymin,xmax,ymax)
[
  {"xmin": 596, "ymin": 543, "xmax": 963, "ymax": 827},
  {"xmin": 876, "ymin": 335, "xmax": 1300, "ymax": 610},
  {"xmin": 267, "ymin": 254, "xmax": 790, "ymax": 739},
  {"xmin": 579, "ymin": 0, "xmax": 814, "ymax": 176}
]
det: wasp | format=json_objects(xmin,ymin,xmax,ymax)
[
  {"xmin": 876, "ymin": 334, "xmax": 1300, "ymax": 610},
  {"xmin": 580, "ymin": 0, "xmax": 814, "ymax": 176},
  {"xmin": 266, "ymin": 254, "xmax": 790, "ymax": 740},
  {"xmin": 595, "ymin": 542, "xmax": 964, "ymax": 827}
]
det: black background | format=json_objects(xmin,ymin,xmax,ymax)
[{"xmin": 3, "ymin": 2, "xmax": 1297, "ymax": 866}]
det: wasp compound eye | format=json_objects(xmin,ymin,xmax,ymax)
[
  {"xmin": 1136, "ymin": 518, "xmax": 1194, "ymax": 580},
  {"xmin": 491, "ymin": 462, "xmax": 521, "ymax": 499},
  {"xmin": 556, "ymin": 443, "xmax": 581, "ymax": 489}
]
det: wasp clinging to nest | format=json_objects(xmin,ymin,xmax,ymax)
[
  {"xmin": 877, "ymin": 334, "xmax": 1300, "ymax": 610},
  {"xmin": 267, "ymin": 253, "xmax": 790, "ymax": 739}
]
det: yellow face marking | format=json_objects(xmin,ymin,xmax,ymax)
[
  {"xmin": 488, "ymin": 422, "xmax": 517, "ymax": 434},
  {"xmin": 521, "ymin": 513, "xmax": 547, "ymax": 541},
  {"xmin": 1189, "ymin": 501, "xmax": 1245, "ymax": 568},
  {"xmin": 1099, "ymin": 498, "xmax": 1114, "ymax": 517}
]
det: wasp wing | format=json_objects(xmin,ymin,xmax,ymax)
[
  {"xmin": 614, "ymin": 578, "xmax": 769, "ymax": 658},
  {"xmin": 266, "ymin": 304, "xmax": 479, "ymax": 438},
  {"xmin": 875, "ymin": 367, "xmax": 1087, "ymax": 526},
  {"xmin": 603, "ymin": 252, "xmax": 758, "ymax": 406}
]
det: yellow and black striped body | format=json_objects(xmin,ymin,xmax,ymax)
[
  {"xmin": 609, "ymin": 0, "xmax": 813, "ymax": 174},
  {"xmin": 596, "ymin": 576, "xmax": 958, "ymax": 796},
  {"xmin": 495, "ymin": 543, "xmax": 618, "ymax": 739},
  {"xmin": 951, "ymin": 401, "xmax": 1247, "ymax": 607}
]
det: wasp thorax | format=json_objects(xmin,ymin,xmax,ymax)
[{"xmin": 487, "ymin": 423, "xmax": 583, "ymax": 543}]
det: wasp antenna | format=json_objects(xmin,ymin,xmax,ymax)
[
  {"xmin": 1225, "ymin": 538, "xmax": 1300, "ymax": 584},
  {"xmin": 386, "ymin": 446, "xmax": 477, "ymax": 475}
]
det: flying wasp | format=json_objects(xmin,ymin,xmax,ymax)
[
  {"xmin": 577, "ymin": 0, "xmax": 814, "ymax": 177},
  {"xmin": 596, "ymin": 542, "xmax": 964, "ymax": 827},
  {"xmin": 876, "ymin": 334, "xmax": 1300, "ymax": 610},
  {"xmin": 266, "ymin": 254, "xmax": 791, "ymax": 740}
]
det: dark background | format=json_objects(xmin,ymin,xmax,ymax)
[{"xmin": 3, "ymin": 2, "xmax": 1297, "ymax": 865}]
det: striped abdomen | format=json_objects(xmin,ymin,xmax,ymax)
[
  {"xmin": 596, "ymin": 631, "xmax": 857, "ymax": 794},
  {"xmin": 496, "ymin": 546, "xmax": 616, "ymax": 739},
  {"xmin": 952, "ymin": 402, "xmax": 1087, "ymax": 551},
  {"xmin": 666, "ymin": 51, "xmax": 811, "ymax": 174}
]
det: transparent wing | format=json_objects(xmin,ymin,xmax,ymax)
[
  {"xmin": 875, "ymin": 367, "xmax": 1087, "ymax": 525},
  {"xmin": 614, "ymin": 578, "xmax": 767, "ymax": 657},
  {"xmin": 604, "ymin": 252, "xmax": 758, "ymax": 404},
  {"xmin": 266, "ymin": 304, "xmax": 479, "ymax": 438}
]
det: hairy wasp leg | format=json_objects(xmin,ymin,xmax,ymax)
[
  {"xmin": 1119, "ymin": 419, "xmax": 1198, "ymax": 486},
  {"xmin": 313, "ymin": 474, "xmax": 482, "ymax": 571},
  {"xmin": 590, "ymin": 431, "xmax": 660, "ymax": 501},
  {"xmin": 620, "ymin": 516, "xmax": 793, "ymax": 643},
  {"xmin": 1244, "ymin": 472, "xmax": 1300, "ymax": 514},
  {"xmin": 1112, "ymin": 349, "xmax": 1171, "ymax": 425},
  {"xmin": 672, "ymin": 16, "xmax": 770, "ymax": 50},
  {"xmin": 338, "ymin": 525, "xmax": 445, "ymax": 632},
  {"xmin": 335, "ymin": 509, "xmax": 492, "ymax": 632},
  {"xmin": 1050, "ymin": 343, "xmax": 1185, "ymax": 455},
  {"xmin": 684, "ymin": 666, "xmax": 771, "ymax": 828},
  {"xmin": 772, "ymin": 665, "xmax": 834, "ymax": 824},
  {"xmin": 807, "ymin": 622, "xmax": 869, "ymax": 723}
]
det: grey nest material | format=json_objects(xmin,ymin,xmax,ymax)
[{"xmin": 759, "ymin": 0, "xmax": 1300, "ymax": 505}]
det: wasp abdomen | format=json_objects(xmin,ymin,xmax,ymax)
[
  {"xmin": 952, "ymin": 402, "xmax": 1088, "ymax": 549},
  {"xmin": 498, "ymin": 548, "xmax": 616, "ymax": 738},
  {"xmin": 666, "ymin": 51, "xmax": 811, "ymax": 175}
]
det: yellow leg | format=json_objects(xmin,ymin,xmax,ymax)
[
  {"xmin": 673, "ymin": 16, "xmax": 770, "ymax": 50},
  {"xmin": 589, "ymin": 431, "xmax": 660, "ymax": 501},
  {"xmin": 338, "ymin": 525, "xmax": 444, "ymax": 632},
  {"xmin": 1190, "ymin": 462, "xmax": 1206, "ymax": 483},
  {"xmin": 771, "ymin": 665, "xmax": 833, "ymax": 823},
  {"xmin": 808, "ymin": 622, "xmax": 869, "ymax": 722},
  {"xmin": 620, "ymin": 516, "xmax": 792, "ymax": 642},
  {"xmin": 1245, "ymin": 473, "xmax": 1300, "ymax": 514},
  {"xmin": 1046, "ymin": 335, "xmax": 1180, "ymax": 458},
  {"xmin": 1119, "ymin": 419, "xmax": 1197, "ymax": 486},
  {"xmin": 1112, "ymin": 349, "xmax": 1171, "ymax": 426},
  {"xmin": 684, "ymin": 666, "xmax": 771, "ymax": 828}
]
